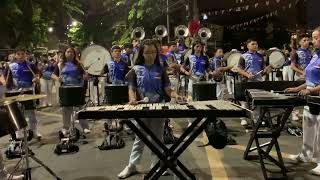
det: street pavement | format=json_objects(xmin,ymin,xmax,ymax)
[{"xmin": 0, "ymin": 106, "xmax": 319, "ymax": 180}]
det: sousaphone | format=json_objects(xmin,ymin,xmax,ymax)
[{"xmin": 131, "ymin": 27, "xmax": 145, "ymax": 41}]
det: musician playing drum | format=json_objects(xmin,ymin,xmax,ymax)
[
  {"xmin": 51, "ymin": 47, "xmax": 90, "ymax": 135},
  {"xmin": 4, "ymin": 48, "xmax": 42, "ymax": 139},
  {"xmin": 236, "ymin": 39, "xmax": 272, "ymax": 126},
  {"xmin": 290, "ymin": 34, "xmax": 312, "ymax": 122},
  {"xmin": 103, "ymin": 45, "xmax": 129, "ymax": 85},
  {"xmin": 209, "ymin": 48, "xmax": 232, "ymax": 100},
  {"xmin": 181, "ymin": 41, "xmax": 209, "ymax": 99},
  {"xmin": 118, "ymin": 39, "xmax": 181, "ymax": 179},
  {"xmin": 286, "ymin": 27, "xmax": 320, "ymax": 176}
]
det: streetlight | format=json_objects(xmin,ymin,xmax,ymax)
[
  {"xmin": 48, "ymin": 27, "xmax": 53, "ymax": 33},
  {"xmin": 72, "ymin": 21, "xmax": 78, "ymax": 26}
]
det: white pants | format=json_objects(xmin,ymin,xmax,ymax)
[
  {"xmin": 40, "ymin": 78, "xmax": 54, "ymax": 106},
  {"xmin": 216, "ymin": 83, "xmax": 225, "ymax": 100},
  {"xmin": 129, "ymin": 118, "xmax": 165, "ymax": 168},
  {"xmin": 225, "ymin": 75, "xmax": 234, "ymax": 95},
  {"xmin": 187, "ymin": 78, "xmax": 194, "ymax": 98},
  {"xmin": 300, "ymin": 106, "xmax": 320, "ymax": 163},
  {"xmin": 268, "ymin": 71, "xmax": 281, "ymax": 81},
  {"xmin": 62, "ymin": 106, "xmax": 89, "ymax": 130},
  {"xmin": 169, "ymin": 75, "xmax": 179, "ymax": 94},
  {"xmin": 15, "ymin": 109, "xmax": 38, "ymax": 138},
  {"xmin": 282, "ymin": 66, "xmax": 294, "ymax": 81},
  {"xmin": 89, "ymin": 78, "xmax": 105, "ymax": 104}
]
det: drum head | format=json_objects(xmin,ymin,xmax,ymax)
[
  {"xmin": 227, "ymin": 52, "xmax": 242, "ymax": 67},
  {"xmin": 268, "ymin": 50, "xmax": 285, "ymax": 69},
  {"xmin": 81, "ymin": 45, "xmax": 111, "ymax": 75}
]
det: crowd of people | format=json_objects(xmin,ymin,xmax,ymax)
[{"xmin": 1, "ymin": 26, "xmax": 320, "ymax": 179}]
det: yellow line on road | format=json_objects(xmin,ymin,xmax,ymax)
[{"xmin": 202, "ymin": 132, "xmax": 229, "ymax": 180}]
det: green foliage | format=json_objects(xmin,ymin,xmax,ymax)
[{"xmin": 67, "ymin": 23, "xmax": 87, "ymax": 47}]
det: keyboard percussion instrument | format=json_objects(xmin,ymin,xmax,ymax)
[
  {"xmin": 77, "ymin": 100, "xmax": 250, "ymax": 180},
  {"xmin": 77, "ymin": 100, "xmax": 249, "ymax": 119}
]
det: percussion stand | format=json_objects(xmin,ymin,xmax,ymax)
[{"xmin": 9, "ymin": 128, "xmax": 61, "ymax": 180}]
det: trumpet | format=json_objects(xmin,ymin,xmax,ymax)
[{"xmin": 131, "ymin": 27, "xmax": 145, "ymax": 41}]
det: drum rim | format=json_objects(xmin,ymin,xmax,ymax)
[
  {"xmin": 227, "ymin": 52, "xmax": 242, "ymax": 67},
  {"xmin": 268, "ymin": 50, "xmax": 286, "ymax": 68}
]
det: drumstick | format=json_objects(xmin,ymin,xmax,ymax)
[{"xmin": 136, "ymin": 97, "xmax": 149, "ymax": 104}]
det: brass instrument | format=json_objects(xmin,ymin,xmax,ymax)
[
  {"xmin": 155, "ymin": 25, "xmax": 168, "ymax": 39},
  {"xmin": 198, "ymin": 27, "xmax": 212, "ymax": 44},
  {"xmin": 131, "ymin": 27, "xmax": 145, "ymax": 41},
  {"xmin": 175, "ymin": 25, "xmax": 189, "ymax": 39}
]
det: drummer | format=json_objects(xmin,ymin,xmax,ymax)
[
  {"xmin": 181, "ymin": 40, "xmax": 209, "ymax": 100},
  {"xmin": 51, "ymin": 47, "xmax": 90, "ymax": 135},
  {"xmin": 236, "ymin": 39, "xmax": 272, "ymax": 126},
  {"xmin": 121, "ymin": 43, "xmax": 134, "ymax": 67},
  {"xmin": 102, "ymin": 45, "xmax": 129, "ymax": 85},
  {"xmin": 4, "ymin": 47, "xmax": 42, "ymax": 139},
  {"xmin": 286, "ymin": 27, "xmax": 320, "ymax": 176},
  {"xmin": 290, "ymin": 34, "xmax": 312, "ymax": 122},
  {"xmin": 209, "ymin": 48, "xmax": 232, "ymax": 100}
]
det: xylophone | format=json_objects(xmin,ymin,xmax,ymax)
[
  {"xmin": 245, "ymin": 89, "xmax": 306, "ymax": 107},
  {"xmin": 244, "ymin": 89, "xmax": 308, "ymax": 179},
  {"xmin": 77, "ymin": 100, "xmax": 249, "ymax": 180},
  {"xmin": 77, "ymin": 100, "xmax": 249, "ymax": 119}
]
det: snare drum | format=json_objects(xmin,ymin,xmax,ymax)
[
  {"xmin": 5, "ymin": 88, "xmax": 35, "ymax": 110},
  {"xmin": 59, "ymin": 86, "xmax": 86, "ymax": 107},
  {"xmin": 104, "ymin": 84, "xmax": 128, "ymax": 105},
  {"xmin": 0, "ymin": 101, "xmax": 28, "ymax": 137},
  {"xmin": 192, "ymin": 82, "xmax": 217, "ymax": 101}
]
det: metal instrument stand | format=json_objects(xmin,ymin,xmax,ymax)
[
  {"xmin": 123, "ymin": 117, "xmax": 213, "ymax": 180},
  {"xmin": 9, "ymin": 131, "xmax": 61, "ymax": 180}
]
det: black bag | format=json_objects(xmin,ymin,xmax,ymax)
[
  {"xmin": 163, "ymin": 119, "xmax": 177, "ymax": 144},
  {"xmin": 203, "ymin": 119, "xmax": 228, "ymax": 149}
]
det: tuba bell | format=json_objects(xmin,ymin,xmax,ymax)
[
  {"xmin": 198, "ymin": 27, "xmax": 212, "ymax": 43},
  {"xmin": 155, "ymin": 25, "xmax": 168, "ymax": 39},
  {"xmin": 175, "ymin": 25, "xmax": 189, "ymax": 39},
  {"xmin": 131, "ymin": 27, "xmax": 145, "ymax": 41}
]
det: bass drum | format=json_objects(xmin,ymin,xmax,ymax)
[
  {"xmin": 226, "ymin": 51, "xmax": 242, "ymax": 67},
  {"xmin": 266, "ymin": 48, "xmax": 286, "ymax": 69},
  {"xmin": 81, "ymin": 45, "xmax": 111, "ymax": 76}
]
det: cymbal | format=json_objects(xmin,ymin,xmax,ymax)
[{"xmin": 4, "ymin": 94, "xmax": 47, "ymax": 102}]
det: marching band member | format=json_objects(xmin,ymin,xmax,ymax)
[
  {"xmin": 4, "ymin": 48, "xmax": 42, "ymax": 139},
  {"xmin": 209, "ymin": 48, "xmax": 232, "ymax": 100},
  {"xmin": 118, "ymin": 39, "xmax": 181, "ymax": 179},
  {"xmin": 236, "ymin": 39, "xmax": 272, "ymax": 126},
  {"xmin": 166, "ymin": 41, "xmax": 181, "ymax": 95},
  {"xmin": 154, "ymin": 39, "xmax": 168, "ymax": 68},
  {"xmin": 180, "ymin": 41, "xmax": 209, "ymax": 127},
  {"xmin": 103, "ymin": 45, "xmax": 129, "ymax": 85},
  {"xmin": 121, "ymin": 43, "xmax": 134, "ymax": 67},
  {"xmin": 286, "ymin": 27, "xmax": 320, "ymax": 176},
  {"xmin": 0, "ymin": 73, "xmax": 24, "ymax": 180},
  {"xmin": 290, "ymin": 34, "xmax": 312, "ymax": 121},
  {"xmin": 291, "ymin": 34, "xmax": 312, "ymax": 81},
  {"xmin": 181, "ymin": 40, "xmax": 209, "ymax": 99},
  {"xmin": 282, "ymin": 44, "xmax": 294, "ymax": 81},
  {"xmin": 40, "ymin": 57, "xmax": 56, "ymax": 107},
  {"xmin": 51, "ymin": 47, "xmax": 90, "ymax": 135}
]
